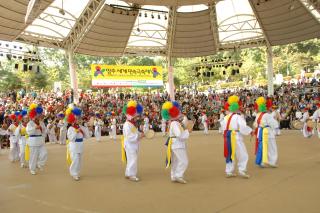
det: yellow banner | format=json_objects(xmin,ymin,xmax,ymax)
[{"xmin": 91, "ymin": 64, "xmax": 163, "ymax": 87}]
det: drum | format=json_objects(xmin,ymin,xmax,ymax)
[
  {"xmin": 306, "ymin": 120, "xmax": 316, "ymax": 129},
  {"xmin": 292, "ymin": 120, "xmax": 303, "ymax": 130},
  {"xmin": 186, "ymin": 120, "xmax": 195, "ymax": 132},
  {"xmin": 144, "ymin": 130, "xmax": 155, "ymax": 139}
]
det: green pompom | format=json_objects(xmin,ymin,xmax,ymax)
[
  {"xmin": 259, "ymin": 104, "xmax": 267, "ymax": 112},
  {"xmin": 122, "ymin": 104, "xmax": 128, "ymax": 114},
  {"xmin": 229, "ymin": 103, "xmax": 239, "ymax": 112},
  {"xmin": 161, "ymin": 109, "xmax": 170, "ymax": 120}
]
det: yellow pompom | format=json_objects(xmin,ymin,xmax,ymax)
[
  {"xmin": 65, "ymin": 108, "xmax": 72, "ymax": 116},
  {"xmin": 162, "ymin": 101, "xmax": 173, "ymax": 110},
  {"xmin": 127, "ymin": 100, "xmax": 137, "ymax": 107},
  {"xmin": 256, "ymin": 97, "xmax": 266, "ymax": 106},
  {"xmin": 29, "ymin": 103, "xmax": 37, "ymax": 110},
  {"xmin": 228, "ymin": 95, "xmax": 239, "ymax": 105}
]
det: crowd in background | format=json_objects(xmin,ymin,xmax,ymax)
[{"xmin": 0, "ymin": 81, "xmax": 319, "ymax": 148}]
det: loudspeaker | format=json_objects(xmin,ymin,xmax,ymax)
[
  {"xmin": 23, "ymin": 64, "xmax": 28, "ymax": 72},
  {"xmin": 14, "ymin": 64, "xmax": 19, "ymax": 69},
  {"xmin": 28, "ymin": 65, "xmax": 33, "ymax": 71}
]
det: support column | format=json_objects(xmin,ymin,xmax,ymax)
[
  {"xmin": 267, "ymin": 46, "xmax": 274, "ymax": 96},
  {"xmin": 68, "ymin": 50, "xmax": 79, "ymax": 104},
  {"xmin": 167, "ymin": 56, "xmax": 175, "ymax": 101}
]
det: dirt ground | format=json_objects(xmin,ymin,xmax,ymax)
[{"xmin": 0, "ymin": 130, "xmax": 319, "ymax": 213}]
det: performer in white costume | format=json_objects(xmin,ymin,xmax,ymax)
[
  {"xmin": 15, "ymin": 110, "xmax": 28, "ymax": 168},
  {"xmin": 57, "ymin": 112, "xmax": 67, "ymax": 145},
  {"xmin": 301, "ymin": 107, "xmax": 313, "ymax": 138},
  {"xmin": 312, "ymin": 103, "xmax": 320, "ymax": 138},
  {"xmin": 110, "ymin": 114, "xmax": 117, "ymax": 141},
  {"xmin": 26, "ymin": 103, "xmax": 47, "ymax": 175},
  {"xmin": 143, "ymin": 114, "xmax": 149, "ymax": 133},
  {"xmin": 47, "ymin": 119, "xmax": 57, "ymax": 143},
  {"xmin": 222, "ymin": 95, "xmax": 252, "ymax": 178},
  {"xmin": 7, "ymin": 112, "xmax": 20, "ymax": 162},
  {"xmin": 253, "ymin": 97, "xmax": 279, "ymax": 168},
  {"xmin": 66, "ymin": 106, "xmax": 87, "ymax": 181},
  {"xmin": 218, "ymin": 110, "xmax": 225, "ymax": 134},
  {"xmin": 121, "ymin": 100, "xmax": 144, "ymax": 182},
  {"xmin": 162, "ymin": 101, "xmax": 190, "ymax": 184},
  {"xmin": 161, "ymin": 119, "xmax": 167, "ymax": 136},
  {"xmin": 201, "ymin": 111, "xmax": 208, "ymax": 135},
  {"xmin": 271, "ymin": 106, "xmax": 281, "ymax": 136},
  {"xmin": 94, "ymin": 113, "xmax": 104, "ymax": 142}
]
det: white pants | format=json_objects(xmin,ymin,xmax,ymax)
[
  {"xmin": 95, "ymin": 126, "xmax": 101, "ymax": 142},
  {"xmin": 59, "ymin": 129, "xmax": 67, "ymax": 145},
  {"xmin": 171, "ymin": 148, "xmax": 188, "ymax": 180},
  {"xmin": 29, "ymin": 145, "xmax": 47, "ymax": 172},
  {"xmin": 225, "ymin": 137, "xmax": 248, "ymax": 175},
  {"xmin": 125, "ymin": 149, "xmax": 138, "ymax": 177},
  {"xmin": 110, "ymin": 127, "xmax": 116, "ymax": 140},
  {"xmin": 268, "ymin": 138, "xmax": 278, "ymax": 166},
  {"xmin": 48, "ymin": 133, "xmax": 57, "ymax": 143},
  {"xmin": 203, "ymin": 123, "xmax": 208, "ymax": 134},
  {"xmin": 302, "ymin": 123, "xmax": 313, "ymax": 138},
  {"xmin": 9, "ymin": 140, "xmax": 19, "ymax": 162},
  {"xmin": 19, "ymin": 143, "xmax": 26, "ymax": 165},
  {"xmin": 70, "ymin": 152, "xmax": 82, "ymax": 177},
  {"xmin": 143, "ymin": 124, "xmax": 149, "ymax": 133},
  {"xmin": 275, "ymin": 127, "xmax": 281, "ymax": 136}
]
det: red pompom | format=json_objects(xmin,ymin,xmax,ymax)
[
  {"xmin": 224, "ymin": 102, "xmax": 230, "ymax": 111},
  {"xmin": 67, "ymin": 114, "xmax": 76, "ymax": 124},
  {"xmin": 169, "ymin": 106, "xmax": 180, "ymax": 118},
  {"xmin": 126, "ymin": 106, "xmax": 137, "ymax": 116},
  {"xmin": 29, "ymin": 109, "xmax": 36, "ymax": 119},
  {"xmin": 17, "ymin": 115, "xmax": 23, "ymax": 121},
  {"xmin": 266, "ymin": 98, "xmax": 273, "ymax": 110},
  {"xmin": 9, "ymin": 114, "xmax": 16, "ymax": 120}
]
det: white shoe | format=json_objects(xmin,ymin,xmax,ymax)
[
  {"xmin": 37, "ymin": 165, "xmax": 44, "ymax": 171},
  {"xmin": 30, "ymin": 171, "xmax": 36, "ymax": 175},
  {"xmin": 176, "ymin": 178, "xmax": 187, "ymax": 184},
  {"xmin": 226, "ymin": 173, "xmax": 237, "ymax": 178},
  {"xmin": 72, "ymin": 176, "xmax": 80, "ymax": 181},
  {"xmin": 239, "ymin": 172, "xmax": 250, "ymax": 179},
  {"xmin": 20, "ymin": 163, "xmax": 26, "ymax": 168},
  {"xmin": 129, "ymin": 176, "xmax": 140, "ymax": 182},
  {"xmin": 269, "ymin": 164, "xmax": 278, "ymax": 168}
]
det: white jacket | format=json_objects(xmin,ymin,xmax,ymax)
[
  {"xmin": 123, "ymin": 121, "xmax": 140, "ymax": 151},
  {"xmin": 169, "ymin": 121, "xmax": 189, "ymax": 150},
  {"xmin": 26, "ymin": 120, "xmax": 46, "ymax": 146}
]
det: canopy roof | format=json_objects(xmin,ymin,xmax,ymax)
[{"xmin": 0, "ymin": 0, "xmax": 319, "ymax": 57}]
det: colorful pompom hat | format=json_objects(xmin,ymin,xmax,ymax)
[
  {"xmin": 225, "ymin": 95, "xmax": 240, "ymax": 113},
  {"xmin": 161, "ymin": 101, "xmax": 182, "ymax": 121},
  {"xmin": 28, "ymin": 103, "xmax": 43, "ymax": 119},
  {"xmin": 255, "ymin": 97, "xmax": 273, "ymax": 112},
  {"xmin": 122, "ymin": 100, "xmax": 143, "ymax": 120},
  {"xmin": 65, "ymin": 105, "xmax": 82, "ymax": 124},
  {"xmin": 9, "ymin": 111, "xmax": 20, "ymax": 121}
]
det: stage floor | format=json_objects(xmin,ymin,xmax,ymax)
[{"xmin": 0, "ymin": 130, "xmax": 319, "ymax": 213}]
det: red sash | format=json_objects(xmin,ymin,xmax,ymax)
[
  {"xmin": 223, "ymin": 113, "xmax": 235, "ymax": 158},
  {"xmin": 73, "ymin": 124, "xmax": 84, "ymax": 135},
  {"xmin": 255, "ymin": 113, "xmax": 265, "ymax": 154}
]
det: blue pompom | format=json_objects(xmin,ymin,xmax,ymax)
[
  {"xmin": 15, "ymin": 111, "xmax": 20, "ymax": 116},
  {"xmin": 172, "ymin": 101, "xmax": 181, "ymax": 110},
  {"xmin": 35, "ymin": 106, "xmax": 43, "ymax": 114},
  {"xmin": 136, "ymin": 104, "xmax": 143, "ymax": 114},
  {"xmin": 21, "ymin": 110, "xmax": 28, "ymax": 116},
  {"xmin": 72, "ymin": 107, "xmax": 82, "ymax": 116}
]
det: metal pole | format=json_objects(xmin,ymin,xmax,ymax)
[
  {"xmin": 68, "ymin": 50, "xmax": 79, "ymax": 104},
  {"xmin": 267, "ymin": 46, "xmax": 274, "ymax": 96},
  {"xmin": 167, "ymin": 56, "xmax": 175, "ymax": 101}
]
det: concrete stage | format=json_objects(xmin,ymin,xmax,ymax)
[{"xmin": 0, "ymin": 130, "xmax": 319, "ymax": 213}]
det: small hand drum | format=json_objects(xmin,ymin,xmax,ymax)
[
  {"xmin": 144, "ymin": 130, "xmax": 155, "ymax": 139},
  {"xmin": 186, "ymin": 120, "xmax": 194, "ymax": 132},
  {"xmin": 306, "ymin": 120, "xmax": 316, "ymax": 129},
  {"xmin": 292, "ymin": 120, "xmax": 303, "ymax": 129}
]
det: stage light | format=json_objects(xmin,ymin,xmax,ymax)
[
  {"xmin": 6, "ymin": 54, "xmax": 12, "ymax": 60},
  {"xmin": 151, "ymin": 13, "xmax": 154, "ymax": 19},
  {"xmin": 139, "ymin": 13, "xmax": 142, "ymax": 17},
  {"xmin": 137, "ymin": 27, "xmax": 141, "ymax": 32},
  {"xmin": 126, "ymin": 11, "xmax": 130, "ymax": 15},
  {"xmin": 164, "ymin": 14, "xmax": 167, "ymax": 20},
  {"xmin": 144, "ymin": 12, "xmax": 147, "ymax": 18},
  {"xmin": 23, "ymin": 59, "xmax": 28, "ymax": 63},
  {"xmin": 158, "ymin": 14, "xmax": 161, "ymax": 19}
]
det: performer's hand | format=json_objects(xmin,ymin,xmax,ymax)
[
  {"xmin": 140, "ymin": 133, "xmax": 145, "ymax": 139},
  {"xmin": 250, "ymin": 131, "xmax": 255, "ymax": 136}
]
